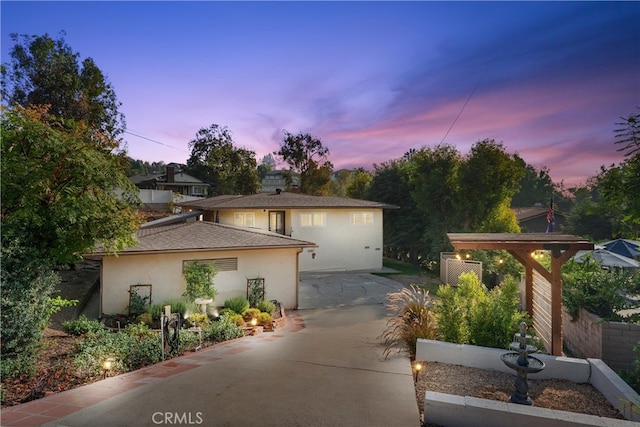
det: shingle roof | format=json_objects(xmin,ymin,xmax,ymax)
[
  {"xmin": 90, "ymin": 221, "xmax": 316, "ymax": 256},
  {"xmin": 177, "ymin": 191, "xmax": 398, "ymax": 210}
]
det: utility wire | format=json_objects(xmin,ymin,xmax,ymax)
[
  {"xmin": 124, "ymin": 130, "xmax": 187, "ymax": 152},
  {"xmin": 440, "ymin": 72, "xmax": 484, "ymax": 145}
]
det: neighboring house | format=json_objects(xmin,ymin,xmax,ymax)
[
  {"xmin": 260, "ymin": 169, "xmax": 300, "ymax": 193},
  {"xmin": 177, "ymin": 191, "xmax": 398, "ymax": 272},
  {"xmin": 130, "ymin": 164, "xmax": 210, "ymax": 198},
  {"xmin": 87, "ymin": 221, "xmax": 316, "ymax": 315},
  {"xmin": 513, "ymin": 206, "xmax": 565, "ymax": 233}
]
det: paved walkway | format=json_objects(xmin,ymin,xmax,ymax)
[{"xmin": 2, "ymin": 272, "xmax": 420, "ymax": 427}]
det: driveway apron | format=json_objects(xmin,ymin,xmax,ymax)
[{"xmin": 4, "ymin": 273, "xmax": 420, "ymax": 427}]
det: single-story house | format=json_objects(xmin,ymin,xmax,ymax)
[
  {"xmin": 177, "ymin": 191, "xmax": 398, "ymax": 272},
  {"xmin": 88, "ymin": 221, "xmax": 316, "ymax": 315}
]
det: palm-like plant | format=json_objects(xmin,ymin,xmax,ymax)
[{"xmin": 379, "ymin": 285, "xmax": 438, "ymax": 359}]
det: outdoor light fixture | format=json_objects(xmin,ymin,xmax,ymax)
[
  {"xmin": 413, "ymin": 362, "xmax": 423, "ymax": 382},
  {"xmin": 102, "ymin": 357, "xmax": 115, "ymax": 378}
]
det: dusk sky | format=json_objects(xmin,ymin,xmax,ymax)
[{"xmin": 2, "ymin": 1, "xmax": 639, "ymax": 187}]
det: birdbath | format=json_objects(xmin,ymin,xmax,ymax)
[
  {"xmin": 500, "ymin": 322, "xmax": 545, "ymax": 405},
  {"xmin": 194, "ymin": 298, "xmax": 213, "ymax": 314}
]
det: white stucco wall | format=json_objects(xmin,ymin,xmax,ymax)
[
  {"xmin": 216, "ymin": 209, "xmax": 383, "ymax": 272},
  {"xmin": 100, "ymin": 247, "xmax": 301, "ymax": 315}
]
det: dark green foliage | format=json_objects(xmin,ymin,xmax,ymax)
[
  {"xmin": 0, "ymin": 231, "xmax": 60, "ymax": 378},
  {"xmin": 620, "ymin": 341, "xmax": 640, "ymax": 393},
  {"xmin": 436, "ymin": 272, "xmax": 529, "ymax": 349},
  {"xmin": 202, "ymin": 315, "xmax": 244, "ymax": 342},
  {"xmin": 247, "ymin": 278, "xmax": 264, "ymax": 308},
  {"xmin": 186, "ymin": 124, "xmax": 259, "ymax": 195},
  {"xmin": 562, "ymin": 258, "xmax": 639, "ymax": 322},
  {"xmin": 224, "ymin": 296, "xmax": 250, "ymax": 315},
  {"xmin": 256, "ymin": 299, "xmax": 276, "ymax": 315},
  {"xmin": 63, "ymin": 315, "xmax": 104, "ymax": 336},
  {"xmin": 182, "ymin": 261, "xmax": 217, "ymax": 302}
]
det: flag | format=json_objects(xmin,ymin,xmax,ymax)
[{"xmin": 545, "ymin": 196, "xmax": 555, "ymax": 233}]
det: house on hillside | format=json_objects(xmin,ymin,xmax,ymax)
[
  {"xmin": 130, "ymin": 164, "xmax": 210, "ymax": 198},
  {"xmin": 177, "ymin": 191, "xmax": 398, "ymax": 272},
  {"xmin": 513, "ymin": 206, "xmax": 565, "ymax": 233},
  {"xmin": 87, "ymin": 221, "xmax": 316, "ymax": 314},
  {"xmin": 259, "ymin": 169, "xmax": 300, "ymax": 193}
]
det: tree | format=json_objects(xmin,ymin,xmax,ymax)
[
  {"xmin": 614, "ymin": 109, "xmax": 640, "ymax": 158},
  {"xmin": 1, "ymin": 105, "xmax": 141, "ymax": 377},
  {"xmin": 1, "ymin": 32, "xmax": 125, "ymax": 141},
  {"xmin": 456, "ymin": 139, "xmax": 525, "ymax": 231},
  {"xmin": 511, "ymin": 160, "xmax": 555, "ymax": 207},
  {"xmin": 274, "ymin": 131, "xmax": 333, "ymax": 195},
  {"xmin": 346, "ymin": 168, "xmax": 373, "ymax": 199},
  {"xmin": 186, "ymin": 124, "xmax": 260, "ymax": 195}
]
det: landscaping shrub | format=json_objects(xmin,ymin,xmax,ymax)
[
  {"xmin": 379, "ymin": 285, "xmax": 437, "ymax": 359},
  {"xmin": 620, "ymin": 341, "xmax": 640, "ymax": 394},
  {"xmin": 468, "ymin": 276, "xmax": 528, "ymax": 349},
  {"xmin": 256, "ymin": 299, "xmax": 276, "ymax": 315},
  {"xmin": 223, "ymin": 296, "xmax": 250, "ymax": 315},
  {"xmin": 435, "ymin": 272, "xmax": 529, "ymax": 349},
  {"xmin": 242, "ymin": 308, "xmax": 261, "ymax": 322},
  {"xmin": 563, "ymin": 257, "xmax": 640, "ymax": 322},
  {"xmin": 63, "ymin": 315, "xmax": 104, "ymax": 336},
  {"xmin": 202, "ymin": 315, "xmax": 244, "ymax": 342},
  {"xmin": 256, "ymin": 312, "xmax": 273, "ymax": 327}
]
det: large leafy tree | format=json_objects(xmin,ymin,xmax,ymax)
[
  {"xmin": 186, "ymin": 124, "xmax": 259, "ymax": 195},
  {"xmin": 274, "ymin": 131, "xmax": 333, "ymax": 195},
  {"xmin": 1, "ymin": 105, "xmax": 141, "ymax": 376},
  {"xmin": 1, "ymin": 32, "xmax": 125, "ymax": 141}
]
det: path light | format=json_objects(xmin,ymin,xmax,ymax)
[
  {"xmin": 102, "ymin": 357, "xmax": 115, "ymax": 378},
  {"xmin": 413, "ymin": 361, "xmax": 423, "ymax": 382}
]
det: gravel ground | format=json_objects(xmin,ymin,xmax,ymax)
[{"xmin": 415, "ymin": 361, "xmax": 625, "ymax": 420}]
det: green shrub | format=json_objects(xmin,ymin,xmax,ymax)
[
  {"xmin": 620, "ymin": 341, "xmax": 640, "ymax": 394},
  {"xmin": 435, "ymin": 272, "xmax": 529, "ymax": 349},
  {"xmin": 63, "ymin": 315, "xmax": 104, "ymax": 336},
  {"xmin": 256, "ymin": 312, "xmax": 273, "ymax": 327},
  {"xmin": 242, "ymin": 308, "xmax": 261, "ymax": 322},
  {"xmin": 256, "ymin": 299, "xmax": 276, "ymax": 315},
  {"xmin": 468, "ymin": 276, "xmax": 529, "ymax": 349},
  {"xmin": 224, "ymin": 296, "xmax": 250, "ymax": 315},
  {"xmin": 203, "ymin": 315, "xmax": 244, "ymax": 342},
  {"xmin": 135, "ymin": 312, "xmax": 153, "ymax": 327},
  {"xmin": 187, "ymin": 312, "xmax": 209, "ymax": 328},
  {"xmin": 562, "ymin": 258, "xmax": 639, "ymax": 322},
  {"xmin": 379, "ymin": 285, "xmax": 437, "ymax": 359}
]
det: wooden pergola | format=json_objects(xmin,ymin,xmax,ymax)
[{"xmin": 447, "ymin": 233, "xmax": 594, "ymax": 355}]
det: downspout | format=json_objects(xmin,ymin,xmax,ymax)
[{"xmin": 295, "ymin": 247, "xmax": 303, "ymax": 309}]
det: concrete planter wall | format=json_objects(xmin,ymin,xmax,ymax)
[
  {"xmin": 416, "ymin": 339, "xmax": 640, "ymax": 425},
  {"xmin": 562, "ymin": 307, "xmax": 640, "ymax": 372}
]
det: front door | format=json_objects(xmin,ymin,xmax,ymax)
[{"xmin": 269, "ymin": 211, "xmax": 285, "ymax": 235}]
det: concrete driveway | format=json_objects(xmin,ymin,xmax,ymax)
[{"xmin": 5, "ymin": 272, "xmax": 420, "ymax": 427}]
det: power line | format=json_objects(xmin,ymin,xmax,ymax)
[
  {"xmin": 124, "ymin": 130, "xmax": 187, "ymax": 152},
  {"xmin": 440, "ymin": 72, "xmax": 484, "ymax": 145}
]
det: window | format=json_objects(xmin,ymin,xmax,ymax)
[
  {"xmin": 234, "ymin": 212, "xmax": 255, "ymax": 227},
  {"xmin": 300, "ymin": 212, "xmax": 326, "ymax": 227},
  {"xmin": 350, "ymin": 212, "xmax": 374, "ymax": 226},
  {"xmin": 183, "ymin": 258, "xmax": 238, "ymax": 273}
]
